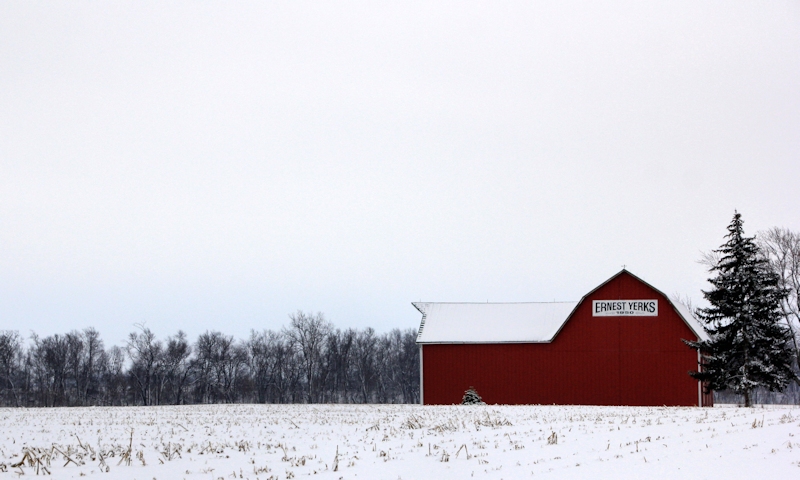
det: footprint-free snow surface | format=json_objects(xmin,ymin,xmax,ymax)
[{"xmin": 0, "ymin": 404, "xmax": 798, "ymax": 479}]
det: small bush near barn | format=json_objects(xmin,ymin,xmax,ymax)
[{"xmin": 462, "ymin": 387, "xmax": 486, "ymax": 405}]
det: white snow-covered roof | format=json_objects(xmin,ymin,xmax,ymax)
[{"xmin": 413, "ymin": 301, "xmax": 579, "ymax": 344}]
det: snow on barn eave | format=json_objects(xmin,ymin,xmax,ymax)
[
  {"xmin": 413, "ymin": 301, "xmax": 580, "ymax": 344},
  {"xmin": 669, "ymin": 298, "xmax": 709, "ymax": 342}
]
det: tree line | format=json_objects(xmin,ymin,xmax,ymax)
[{"xmin": 0, "ymin": 312, "xmax": 420, "ymax": 407}]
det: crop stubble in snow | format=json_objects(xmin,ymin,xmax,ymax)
[{"xmin": 0, "ymin": 404, "xmax": 798, "ymax": 479}]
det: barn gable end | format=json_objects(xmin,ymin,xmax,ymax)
[{"xmin": 415, "ymin": 270, "xmax": 711, "ymax": 406}]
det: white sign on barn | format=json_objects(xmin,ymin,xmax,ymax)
[{"xmin": 592, "ymin": 299, "xmax": 658, "ymax": 316}]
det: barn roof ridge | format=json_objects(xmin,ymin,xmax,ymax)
[{"xmin": 578, "ymin": 268, "xmax": 708, "ymax": 342}]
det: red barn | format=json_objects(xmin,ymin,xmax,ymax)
[{"xmin": 414, "ymin": 270, "xmax": 712, "ymax": 406}]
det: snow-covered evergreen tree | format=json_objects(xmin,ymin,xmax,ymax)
[
  {"xmin": 687, "ymin": 212, "xmax": 797, "ymax": 406},
  {"xmin": 462, "ymin": 387, "xmax": 485, "ymax": 405}
]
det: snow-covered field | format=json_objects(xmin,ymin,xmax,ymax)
[{"xmin": 0, "ymin": 404, "xmax": 798, "ymax": 479}]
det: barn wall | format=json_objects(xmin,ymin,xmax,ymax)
[{"xmin": 422, "ymin": 272, "xmax": 702, "ymax": 406}]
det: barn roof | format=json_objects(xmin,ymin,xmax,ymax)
[
  {"xmin": 413, "ymin": 301, "xmax": 579, "ymax": 344},
  {"xmin": 414, "ymin": 270, "xmax": 709, "ymax": 344}
]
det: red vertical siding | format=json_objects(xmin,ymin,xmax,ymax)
[
  {"xmin": 702, "ymin": 385, "xmax": 714, "ymax": 407},
  {"xmin": 422, "ymin": 272, "xmax": 703, "ymax": 406}
]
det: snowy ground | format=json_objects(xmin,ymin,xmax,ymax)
[{"xmin": 0, "ymin": 403, "xmax": 798, "ymax": 479}]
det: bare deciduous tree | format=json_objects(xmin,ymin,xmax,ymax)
[
  {"xmin": 353, "ymin": 327, "xmax": 377, "ymax": 403},
  {"xmin": 126, "ymin": 325, "xmax": 162, "ymax": 406},
  {"xmin": 81, "ymin": 327, "xmax": 106, "ymax": 405},
  {"xmin": 0, "ymin": 331, "xmax": 23, "ymax": 407},
  {"xmin": 323, "ymin": 328, "xmax": 355, "ymax": 403},
  {"xmin": 758, "ymin": 227, "xmax": 800, "ymax": 372},
  {"xmin": 285, "ymin": 311, "xmax": 332, "ymax": 403},
  {"xmin": 105, "ymin": 346, "xmax": 127, "ymax": 405},
  {"xmin": 162, "ymin": 331, "xmax": 192, "ymax": 405}
]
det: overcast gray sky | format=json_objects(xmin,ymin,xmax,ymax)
[{"xmin": 1, "ymin": 1, "xmax": 799, "ymax": 345}]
